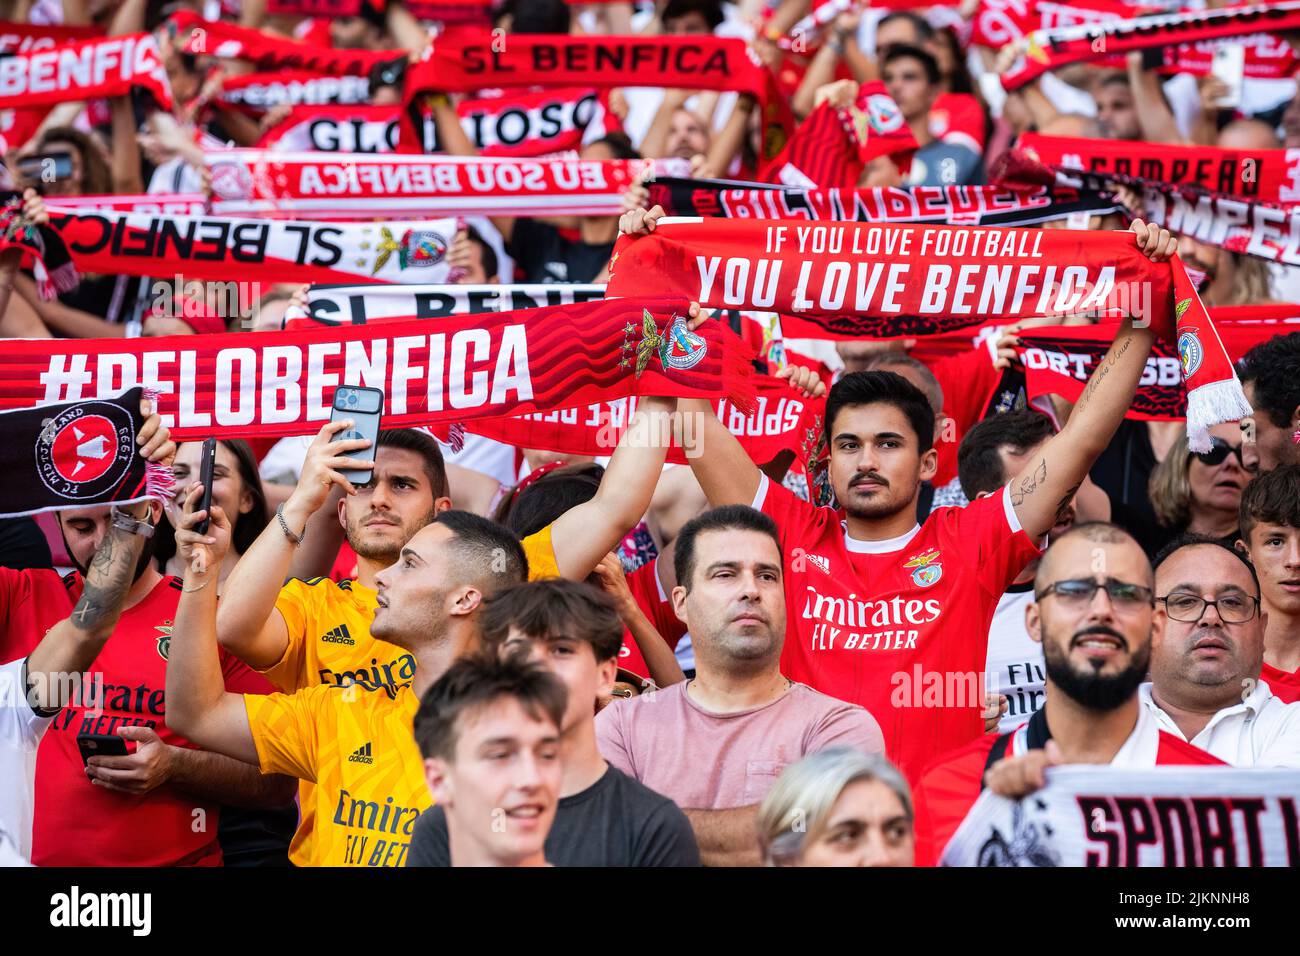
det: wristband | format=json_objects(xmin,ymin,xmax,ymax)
[
  {"xmin": 277, "ymin": 502, "xmax": 305, "ymax": 546},
  {"xmin": 110, "ymin": 505, "xmax": 155, "ymax": 538}
]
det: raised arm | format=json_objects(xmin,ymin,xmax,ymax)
[
  {"xmin": 551, "ymin": 396, "xmax": 677, "ymax": 580},
  {"xmin": 26, "ymin": 398, "xmax": 175, "ymax": 710},
  {"xmin": 165, "ymin": 488, "xmax": 261, "ymax": 765},
  {"xmin": 1006, "ymin": 221, "xmax": 1175, "ymax": 540},
  {"xmin": 215, "ymin": 420, "xmax": 370, "ymax": 670}
]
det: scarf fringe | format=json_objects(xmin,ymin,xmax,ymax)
[
  {"xmin": 1184, "ymin": 376, "xmax": 1253, "ymax": 453},
  {"xmin": 34, "ymin": 259, "xmax": 81, "ymax": 301},
  {"xmin": 145, "ymin": 460, "xmax": 178, "ymax": 501},
  {"xmin": 722, "ymin": 337, "xmax": 759, "ymax": 415}
]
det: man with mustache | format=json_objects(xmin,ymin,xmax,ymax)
[
  {"xmin": 910, "ymin": 523, "xmax": 1223, "ymax": 866},
  {"xmin": 621, "ymin": 207, "xmax": 1180, "ymax": 784},
  {"xmin": 1142, "ymin": 535, "xmax": 1300, "ymax": 767},
  {"xmin": 595, "ymin": 506, "xmax": 885, "ymax": 867}
]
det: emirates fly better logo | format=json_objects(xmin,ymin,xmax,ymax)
[{"xmin": 36, "ymin": 402, "xmax": 134, "ymax": 501}]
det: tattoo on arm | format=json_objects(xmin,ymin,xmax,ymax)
[
  {"xmin": 68, "ymin": 526, "xmax": 144, "ymax": 634},
  {"xmin": 1009, "ymin": 459, "xmax": 1047, "ymax": 507},
  {"xmin": 1053, "ymin": 483, "xmax": 1081, "ymax": 524},
  {"xmin": 1074, "ymin": 334, "xmax": 1133, "ymax": 417}
]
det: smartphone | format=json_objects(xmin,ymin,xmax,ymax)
[
  {"xmin": 1210, "ymin": 45, "xmax": 1245, "ymax": 111},
  {"xmin": 15, "ymin": 152, "xmax": 75, "ymax": 195},
  {"xmin": 195, "ymin": 437, "xmax": 217, "ymax": 536},
  {"xmin": 77, "ymin": 732, "xmax": 129, "ymax": 767},
  {"xmin": 329, "ymin": 386, "xmax": 383, "ymax": 485}
]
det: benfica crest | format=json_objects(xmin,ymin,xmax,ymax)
[
  {"xmin": 904, "ymin": 548, "xmax": 943, "ymax": 588},
  {"xmin": 155, "ymin": 621, "xmax": 173, "ymax": 661},
  {"xmin": 372, "ymin": 227, "xmax": 447, "ymax": 274},
  {"xmin": 1177, "ymin": 323, "xmax": 1203, "ymax": 379},
  {"xmin": 35, "ymin": 401, "xmax": 134, "ymax": 502},
  {"xmin": 621, "ymin": 311, "xmax": 708, "ymax": 378}
]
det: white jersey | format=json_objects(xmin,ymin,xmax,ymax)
[
  {"xmin": 984, "ymin": 585, "xmax": 1044, "ymax": 734},
  {"xmin": 0, "ymin": 658, "xmax": 57, "ymax": 863}
]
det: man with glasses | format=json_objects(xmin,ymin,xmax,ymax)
[
  {"xmin": 1141, "ymin": 535, "xmax": 1300, "ymax": 767},
  {"xmin": 909, "ymin": 522, "xmax": 1223, "ymax": 866}
]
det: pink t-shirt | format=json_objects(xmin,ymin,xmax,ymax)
[{"xmin": 594, "ymin": 681, "xmax": 886, "ymax": 810}]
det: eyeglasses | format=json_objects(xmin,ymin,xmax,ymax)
[
  {"xmin": 1158, "ymin": 592, "xmax": 1259, "ymax": 624},
  {"xmin": 1192, "ymin": 437, "xmax": 1244, "ymax": 468},
  {"xmin": 1034, "ymin": 577, "xmax": 1154, "ymax": 610}
]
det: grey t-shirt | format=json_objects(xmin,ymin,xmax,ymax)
[
  {"xmin": 407, "ymin": 764, "xmax": 700, "ymax": 867},
  {"xmin": 905, "ymin": 141, "xmax": 985, "ymax": 187}
]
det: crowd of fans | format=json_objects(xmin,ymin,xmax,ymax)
[{"xmin": 2, "ymin": 0, "xmax": 1300, "ymax": 869}]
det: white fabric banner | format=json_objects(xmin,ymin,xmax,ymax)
[{"xmin": 941, "ymin": 766, "xmax": 1300, "ymax": 867}]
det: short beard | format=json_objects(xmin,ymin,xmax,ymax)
[
  {"xmin": 346, "ymin": 509, "xmax": 436, "ymax": 564},
  {"xmin": 63, "ymin": 524, "xmax": 158, "ymax": 583},
  {"xmin": 1043, "ymin": 631, "xmax": 1150, "ymax": 712}
]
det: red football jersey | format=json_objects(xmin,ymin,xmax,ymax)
[
  {"xmin": 0, "ymin": 567, "xmax": 272, "ymax": 866},
  {"xmin": 755, "ymin": 475, "xmax": 1040, "ymax": 781},
  {"xmin": 911, "ymin": 707, "xmax": 1226, "ymax": 866},
  {"xmin": 1262, "ymin": 661, "xmax": 1300, "ymax": 704}
]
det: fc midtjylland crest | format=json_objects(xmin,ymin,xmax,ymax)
[{"xmin": 35, "ymin": 401, "xmax": 134, "ymax": 502}]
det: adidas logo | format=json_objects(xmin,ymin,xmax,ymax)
[
  {"xmin": 806, "ymin": 554, "xmax": 831, "ymax": 574},
  {"xmin": 322, "ymin": 624, "xmax": 355, "ymax": 646},
  {"xmin": 348, "ymin": 742, "xmax": 374, "ymax": 764}
]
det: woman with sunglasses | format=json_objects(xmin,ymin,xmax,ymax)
[{"xmin": 1143, "ymin": 424, "xmax": 1249, "ymax": 555}]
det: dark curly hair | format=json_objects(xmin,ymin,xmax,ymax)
[{"xmin": 1238, "ymin": 333, "xmax": 1300, "ymax": 428}]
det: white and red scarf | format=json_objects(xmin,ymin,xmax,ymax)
[
  {"xmin": 256, "ymin": 86, "xmax": 609, "ymax": 157},
  {"xmin": 468, "ymin": 376, "xmax": 824, "ymax": 469},
  {"xmin": 1015, "ymin": 133, "xmax": 1300, "ymax": 205},
  {"xmin": 606, "ymin": 218, "xmax": 1250, "ymax": 451},
  {"xmin": 169, "ymin": 11, "xmax": 401, "ymax": 76},
  {"xmin": 220, "ymin": 71, "xmax": 373, "ymax": 110},
  {"xmin": 0, "ymin": 298, "xmax": 755, "ymax": 442},
  {"xmin": 0, "ymin": 19, "xmax": 101, "ymax": 55},
  {"xmin": 1018, "ymin": 310, "xmax": 1300, "ymax": 420},
  {"xmin": 1000, "ymin": 0, "xmax": 1300, "ymax": 89},
  {"xmin": 760, "ymin": 82, "xmax": 916, "ymax": 188},
  {"xmin": 265, "ymin": 0, "xmax": 488, "ymax": 17},
  {"xmin": 649, "ymin": 178, "xmax": 1123, "ymax": 226},
  {"xmin": 206, "ymin": 150, "xmax": 650, "ymax": 218},
  {"xmin": 0, "ymin": 32, "xmax": 172, "ymax": 110},
  {"xmin": 400, "ymin": 32, "xmax": 786, "ymax": 158},
  {"xmin": 46, "ymin": 193, "xmax": 209, "ymax": 216},
  {"xmin": 40, "ymin": 208, "xmax": 460, "ymax": 285},
  {"xmin": 1136, "ymin": 186, "xmax": 1300, "ymax": 268},
  {"xmin": 942, "ymin": 766, "xmax": 1300, "ymax": 867},
  {"xmin": 298, "ymin": 282, "xmax": 606, "ymax": 327}
]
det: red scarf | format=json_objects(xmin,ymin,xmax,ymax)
[
  {"xmin": 400, "ymin": 32, "xmax": 784, "ymax": 155},
  {"xmin": 972, "ymin": 0, "xmax": 1151, "ymax": 49},
  {"xmin": 219, "ymin": 71, "xmax": 373, "ymax": 111},
  {"xmin": 0, "ymin": 298, "xmax": 755, "ymax": 441},
  {"xmin": 0, "ymin": 20, "xmax": 101, "ymax": 54},
  {"xmin": 257, "ymin": 87, "xmax": 608, "ymax": 157},
  {"xmin": 205, "ymin": 150, "xmax": 649, "ymax": 218},
  {"xmin": 649, "ymin": 178, "xmax": 1123, "ymax": 226},
  {"xmin": 606, "ymin": 218, "xmax": 1250, "ymax": 451},
  {"xmin": 42, "ymin": 208, "xmax": 462, "ymax": 285},
  {"xmin": 1001, "ymin": 0, "xmax": 1300, "ymax": 89},
  {"xmin": 47, "ymin": 193, "xmax": 208, "ymax": 216},
  {"xmin": 169, "ymin": 11, "xmax": 400, "ymax": 76},
  {"xmin": 265, "ymin": 0, "xmax": 488, "ymax": 17},
  {"xmin": 1017, "ymin": 315, "xmax": 1300, "ymax": 421},
  {"xmin": 468, "ymin": 375, "xmax": 820, "ymax": 468},
  {"xmin": 1016, "ymin": 133, "xmax": 1300, "ymax": 205},
  {"xmin": 0, "ymin": 32, "xmax": 172, "ymax": 110},
  {"xmin": 760, "ymin": 82, "xmax": 915, "ymax": 188},
  {"xmin": 0, "ymin": 106, "xmax": 52, "ymax": 153},
  {"xmin": 1136, "ymin": 185, "xmax": 1300, "ymax": 268}
]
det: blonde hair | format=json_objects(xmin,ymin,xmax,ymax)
[
  {"xmin": 1148, "ymin": 433, "xmax": 1192, "ymax": 529},
  {"xmin": 756, "ymin": 749, "xmax": 912, "ymax": 866}
]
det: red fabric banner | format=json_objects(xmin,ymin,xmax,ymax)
[
  {"xmin": 0, "ymin": 33, "xmax": 172, "ymax": 110},
  {"xmin": 0, "ymin": 298, "xmax": 755, "ymax": 442}
]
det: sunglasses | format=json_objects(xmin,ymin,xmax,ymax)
[{"xmin": 1192, "ymin": 436, "xmax": 1244, "ymax": 468}]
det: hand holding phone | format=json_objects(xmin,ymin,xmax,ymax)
[
  {"xmin": 77, "ymin": 732, "xmax": 130, "ymax": 767},
  {"xmin": 1210, "ymin": 45, "xmax": 1245, "ymax": 110},
  {"xmin": 329, "ymin": 387, "xmax": 383, "ymax": 485},
  {"xmin": 194, "ymin": 437, "xmax": 217, "ymax": 536}
]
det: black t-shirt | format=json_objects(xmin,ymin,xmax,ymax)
[
  {"xmin": 407, "ymin": 764, "xmax": 700, "ymax": 867},
  {"xmin": 1090, "ymin": 420, "xmax": 1159, "ymax": 530},
  {"xmin": 506, "ymin": 218, "xmax": 613, "ymax": 284}
]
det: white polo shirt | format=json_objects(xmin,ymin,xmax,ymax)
[
  {"xmin": 0, "ymin": 657, "xmax": 57, "ymax": 863},
  {"xmin": 1139, "ymin": 680, "xmax": 1300, "ymax": 768}
]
